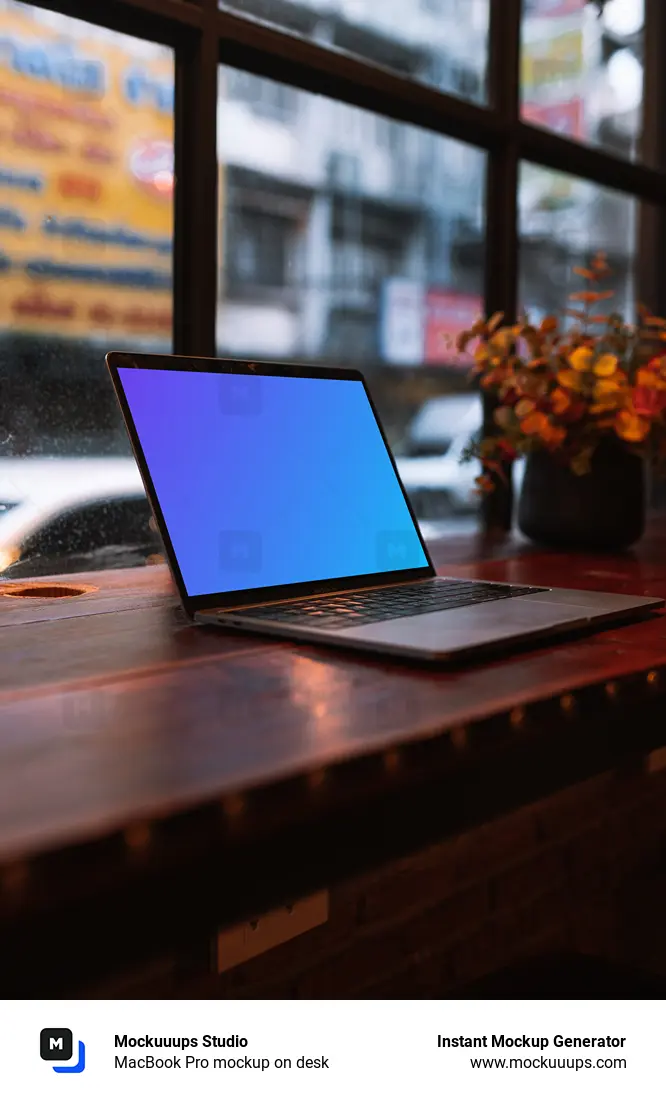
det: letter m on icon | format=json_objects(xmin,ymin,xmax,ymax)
[{"xmin": 50, "ymin": 1038, "xmax": 63, "ymax": 1051}]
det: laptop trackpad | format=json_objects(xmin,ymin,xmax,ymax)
[{"xmin": 338, "ymin": 598, "xmax": 590, "ymax": 656}]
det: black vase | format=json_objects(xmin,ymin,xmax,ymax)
[{"xmin": 517, "ymin": 438, "xmax": 645, "ymax": 551}]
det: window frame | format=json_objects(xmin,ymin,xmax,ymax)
[{"xmin": 14, "ymin": 0, "xmax": 666, "ymax": 529}]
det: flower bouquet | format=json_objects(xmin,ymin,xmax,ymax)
[{"xmin": 457, "ymin": 255, "xmax": 666, "ymax": 548}]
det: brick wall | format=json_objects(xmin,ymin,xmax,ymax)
[{"xmin": 94, "ymin": 758, "xmax": 666, "ymax": 998}]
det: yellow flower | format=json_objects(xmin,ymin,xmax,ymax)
[
  {"xmin": 594, "ymin": 376, "xmax": 625, "ymax": 397},
  {"xmin": 615, "ymin": 409, "xmax": 651, "ymax": 443},
  {"xmin": 594, "ymin": 354, "xmax": 619, "ymax": 377},
  {"xmin": 569, "ymin": 347, "xmax": 594, "ymax": 372},
  {"xmin": 557, "ymin": 368, "xmax": 585, "ymax": 391},
  {"xmin": 490, "ymin": 328, "xmax": 516, "ymax": 353}
]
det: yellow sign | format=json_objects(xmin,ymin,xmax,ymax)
[
  {"xmin": 0, "ymin": 5, "xmax": 174, "ymax": 341},
  {"xmin": 522, "ymin": 30, "xmax": 584, "ymax": 94}
]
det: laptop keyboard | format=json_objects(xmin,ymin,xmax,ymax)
[{"xmin": 227, "ymin": 578, "xmax": 548, "ymax": 632}]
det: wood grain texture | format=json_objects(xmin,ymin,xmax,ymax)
[
  {"xmin": 1, "ymin": 524, "xmax": 666, "ymax": 869},
  {"xmin": 3, "ymin": 523, "xmax": 666, "ymax": 995}
]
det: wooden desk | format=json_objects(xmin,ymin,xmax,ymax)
[{"xmin": 2, "ymin": 525, "xmax": 666, "ymax": 996}]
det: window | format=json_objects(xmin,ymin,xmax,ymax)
[
  {"xmin": 0, "ymin": 0, "xmax": 174, "ymax": 576},
  {"xmin": 3, "ymin": 0, "xmax": 666, "ymax": 567},
  {"xmin": 218, "ymin": 68, "xmax": 486, "ymax": 468},
  {"xmin": 224, "ymin": 68, "xmax": 298, "ymax": 122},
  {"xmin": 522, "ymin": 0, "xmax": 646, "ymax": 161},
  {"xmin": 16, "ymin": 497, "xmax": 157, "ymax": 574},
  {"xmin": 219, "ymin": 0, "xmax": 490, "ymax": 103},
  {"xmin": 226, "ymin": 207, "xmax": 294, "ymax": 289},
  {"xmin": 519, "ymin": 165, "xmax": 638, "ymax": 318}
]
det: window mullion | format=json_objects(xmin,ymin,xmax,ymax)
[
  {"xmin": 638, "ymin": 0, "xmax": 666, "ymax": 318},
  {"xmin": 481, "ymin": 0, "xmax": 522, "ymax": 532},
  {"xmin": 173, "ymin": 4, "xmax": 220, "ymax": 356}
]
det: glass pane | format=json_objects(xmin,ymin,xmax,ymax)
[
  {"xmin": 218, "ymin": 67, "xmax": 487, "ymax": 539},
  {"xmin": 519, "ymin": 164, "xmax": 666, "ymax": 517},
  {"xmin": 519, "ymin": 163, "xmax": 637, "ymax": 319},
  {"xmin": 220, "ymin": 0, "xmax": 490, "ymax": 103},
  {"xmin": 522, "ymin": 0, "xmax": 645, "ymax": 162},
  {"xmin": 0, "ymin": 1, "xmax": 173, "ymax": 579}
]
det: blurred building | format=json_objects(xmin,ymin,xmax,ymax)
[
  {"xmin": 0, "ymin": 0, "xmax": 647, "ymax": 454},
  {"xmin": 216, "ymin": 66, "xmax": 486, "ymax": 372}
]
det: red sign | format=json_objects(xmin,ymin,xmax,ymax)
[
  {"xmin": 12, "ymin": 290, "xmax": 75, "ymax": 320},
  {"xmin": 81, "ymin": 142, "xmax": 116, "ymax": 164},
  {"xmin": 13, "ymin": 123, "xmax": 66, "ymax": 153},
  {"xmin": 424, "ymin": 290, "xmax": 484, "ymax": 367},
  {"xmin": 523, "ymin": 98, "xmax": 584, "ymax": 139},
  {"xmin": 57, "ymin": 173, "xmax": 102, "ymax": 201}
]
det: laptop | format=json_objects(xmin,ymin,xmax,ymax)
[{"xmin": 106, "ymin": 352, "xmax": 664, "ymax": 663}]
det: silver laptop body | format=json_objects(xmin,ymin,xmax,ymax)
[{"xmin": 107, "ymin": 352, "xmax": 663, "ymax": 664}]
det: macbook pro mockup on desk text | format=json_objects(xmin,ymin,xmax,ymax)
[{"xmin": 106, "ymin": 352, "xmax": 663, "ymax": 663}]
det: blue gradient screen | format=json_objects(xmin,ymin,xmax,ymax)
[{"xmin": 117, "ymin": 367, "xmax": 428, "ymax": 597}]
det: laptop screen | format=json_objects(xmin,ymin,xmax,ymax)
[{"xmin": 116, "ymin": 366, "xmax": 429, "ymax": 598}]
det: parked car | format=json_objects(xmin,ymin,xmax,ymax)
[
  {"xmin": 396, "ymin": 394, "xmax": 524, "ymax": 519},
  {"xmin": 0, "ymin": 458, "xmax": 161, "ymax": 579}
]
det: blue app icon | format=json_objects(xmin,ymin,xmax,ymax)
[{"xmin": 40, "ymin": 1029, "xmax": 86, "ymax": 1074}]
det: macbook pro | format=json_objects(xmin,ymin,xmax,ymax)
[{"xmin": 106, "ymin": 353, "xmax": 663, "ymax": 662}]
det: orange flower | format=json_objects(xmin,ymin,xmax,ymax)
[
  {"xmin": 475, "ymin": 474, "xmax": 495, "ymax": 494},
  {"xmin": 551, "ymin": 387, "xmax": 572, "ymax": 415},
  {"xmin": 637, "ymin": 366, "xmax": 666, "ymax": 390},
  {"xmin": 569, "ymin": 290, "xmax": 615, "ymax": 303},
  {"xmin": 591, "ymin": 252, "xmax": 609, "ymax": 274},
  {"xmin": 520, "ymin": 411, "xmax": 549, "ymax": 436},
  {"xmin": 480, "ymin": 362, "xmax": 514, "ymax": 389},
  {"xmin": 645, "ymin": 355, "xmax": 666, "ymax": 376},
  {"xmin": 458, "ymin": 252, "xmax": 666, "ymax": 491},
  {"xmin": 520, "ymin": 411, "xmax": 566, "ymax": 446},
  {"xmin": 541, "ymin": 422, "xmax": 567, "ymax": 447},
  {"xmin": 615, "ymin": 408, "xmax": 651, "ymax": 443}
]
